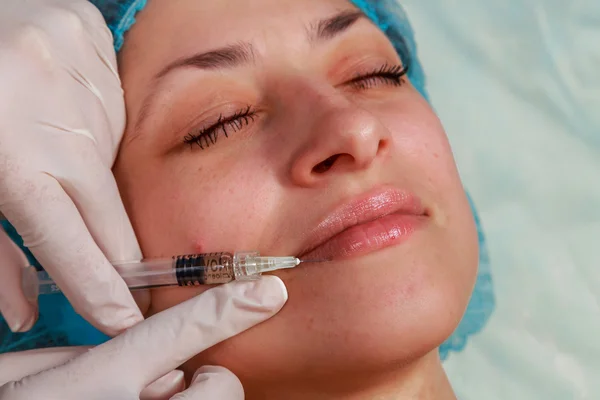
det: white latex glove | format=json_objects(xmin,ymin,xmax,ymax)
[
  {"xmin": 0, "ymin": 276, "xmax": 288, "ymax": 400},
  {"xmin": 0, "ymin": 0, "xmax": 145, "ymax": 335},
  {"xmin": 0, "ymin": 228, "xmax": 38, "ymax": 332}
]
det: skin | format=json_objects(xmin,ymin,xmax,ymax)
[{"xmin": 112, "ymin": 0, "xmax": 479, "ymax": 398}]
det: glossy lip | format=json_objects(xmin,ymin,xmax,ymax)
[{"xmin": 297, "ymin": 187, "xmax": 428, "ymax": 261}]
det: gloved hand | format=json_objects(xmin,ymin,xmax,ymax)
[
  {"xmin": 0, "ymin": 276, "xmax": 288, "ymax": 400},
  {"xmin": 0, "ymin": 0, "xmax": 145, "ymax": 335}
]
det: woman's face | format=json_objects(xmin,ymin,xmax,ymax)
[{"xmin": 113, "ymin": 0, "xmax": 478, "ymax": 391}]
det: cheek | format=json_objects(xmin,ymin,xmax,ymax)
[
  {"xmin": 377, "ymin": 95, "xmax": 479, "ymax": 305},
  {"xmin": 119, "ymin": 153, "xmax": 281, "ymax": 259},
  {"xmin": 118, "ymin": 155, "xmax": 283, "ymax": 316},
  {"xmin": 381, "ymin": 98, "xmax": 469, "ymax": 227},
  {"xmin": 383, "ymin": 98, "xmax": 458, "ymax": 178}
]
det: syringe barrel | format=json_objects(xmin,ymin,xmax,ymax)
[
  {"xmin": 21, "ymin": 251, "xmax": 299, "ymax": 297},
  {"xmin": 173, "ymin": 253, "xmax": 235, "ymax": 285},
  {"xmin": 23, "ymin": 253, "xmax": 237, "ymax": 297},
  {"xmin": 113, "ymin": 258, "xmax": 179, "ymax": 289},
  {"xmin": 117, "ymin": 253, "xmax": 238, "ymax": 287}
]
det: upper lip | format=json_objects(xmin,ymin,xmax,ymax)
[{"xmin": 297, "ymin": 187, "xmax": 427, "ymax": 258}]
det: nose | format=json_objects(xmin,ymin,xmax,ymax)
[{"xmin": 290, "ymin": 99, "xmax": 391, "ymax": 187}]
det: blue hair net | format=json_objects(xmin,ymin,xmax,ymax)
[
  {"xmin": 88, "ymin": 0, "xmax": 147, "ymax": 52},
  {"xmin": 1, "ymin": 0, "xmax": 494, "ymax": 361}
]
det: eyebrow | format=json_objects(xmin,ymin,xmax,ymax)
[
  {"xmin": 311, "ymin": 9, "xmax": 365, "ymax": 42},
  {"xmin": 155, "ymin": 10, "xmax": 365, "ymax": 79},
  {"xmin": 156, "ymin": 41, "xmax": 255, "ymax": 78},
  {"xmin": 136, "ymin": 10, "xmax": 366, "ymax": 135}
]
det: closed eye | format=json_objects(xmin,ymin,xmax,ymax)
[
  {"xmin": 183, "ymin": 106, "xmax": 257, "ymax": 150},
  {"xmin": 347, "ymin": 63, "xmax": 408, "ymax": 90}
]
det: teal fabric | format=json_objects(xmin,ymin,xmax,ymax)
[
  {"xmin": 88, "ymin": 0, "xmax": 147, "ymax": 52},
  {"xmin": 0, "ymin": 221, "xmax": 109, "ymax": 352},
  {"xmin": 1, "ymin": 0, "xmax": 494, "ymax": 360}
]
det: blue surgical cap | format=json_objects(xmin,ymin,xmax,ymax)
[
  {"xmin": 1, "ymin": 0, "xmax": 494, "ymax": 361},
  {"xmin": 89, "ymin": 0, "xmax": 428, "ymax": 98},
  {"xmin": 88, "ymin": 0, "xmax": 148, "ymax": 52}
]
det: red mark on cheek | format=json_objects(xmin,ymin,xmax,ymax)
[
  {"xmin": 433, "ymin": 152, "xmax": 440, "ymax": 159},
  {"xmin": 192, "ymin": 239, "xmax": 206, "ymax": 254}
]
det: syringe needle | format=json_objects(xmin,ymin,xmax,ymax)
[{"xmin": 298, "ymin": 258, "xmax": 330, "ymax": 263}]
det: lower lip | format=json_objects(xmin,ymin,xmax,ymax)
[{"xmin": 301, "ymin": 213, "xmax": 427, "ymax": 261}]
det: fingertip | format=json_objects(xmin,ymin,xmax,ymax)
[
  {"xmin": 266, "ymin": 275, "xmax": 288, "ymax": 303},
  {"xmin": 122, "ymin": 311, "xmax": 145, "ymax": 328},
  {"xmin": 6, "ymin": 316, "xmax": 24, "ymax": 333},
  {"xmin": 191, "ymin": 365, "xmax": 237, "ymax": 384},
  {"xmin": 69, "ymin": 272, "xmax": 144, "ymax": 335},
  {"xmin": 115, "ymin": 311, "xmax": 145, "ymax": 334},
  {"xmin": 16, "ymin": 306, "xmax": 39, "ymax": 333},
  {"xmin": 141, "ymin": 370, "xmax": 185, "ymax": 400},
  {"xmin": 90, "ymin": 304, "xmax": 144, "ymax": 336},
  {"xmin": 0, "ymin": 286, "xmax": 38, "ymax": 333},
  {"xmin": 185, "ymin": 366, "xmax": 244, "ymax": 399},
  {"xmin": 257, "ymin": 275, "xmax": 288, "ymax": 309},
  {"xmin": 228, "ymin": 276, "xmax": 288, "ymax": 318}
]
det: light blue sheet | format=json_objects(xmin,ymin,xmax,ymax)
[{"xmin": 400, "ymin": 0, "xmax": 600, "ymax": 398}]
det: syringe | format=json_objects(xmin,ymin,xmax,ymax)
[{"xmin": 21, "ymin": 251, "xmax": 307, "ymax": 298}]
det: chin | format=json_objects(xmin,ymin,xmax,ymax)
[{"xmin": 182, "ymin": 225, "xmax": 478, "ymax": 386}]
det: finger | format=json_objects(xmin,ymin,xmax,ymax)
[
  {"xmin": 0, "ymin": 349, "xmax": 185, "ymax": 400},
  {"xmin": 0, "ymin": 228, "xmax": 37, "ymax": 332},
  {"xmin": 33, "ymin": 276, "xmax": 287, "ymax": 395},
  {"xmin": 2, "ymin": 172, "xmax": 143, "ymax": 336},
  {"xmin": 170, "ymin": 366, "xmax": 244, "ymax": 400},
  {"xmin": 55, "ymin": 146, "xmax": 150, "ymax": 315},
  {"xmin": 141, "ymin": 370, "xmax": 185, "ymax": 400},
  {"xmin": 0, "ymin": 347, "xmax": 88, "ymax": 386},
  {"xmin": 54, "ymin": 129, "xmax": 138, "ymax": 264}
]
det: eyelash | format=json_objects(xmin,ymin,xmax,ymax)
[
  {"xmin": 184, "ymin": 106, "xmax": 257, "ymax": 149},
  {"xmin": 183, "ymin": 63, "xmax": 408, "ymax": 149},
  {"xmin": 347, "ymin": 63, "xmax": 409, "ymax": 90}
]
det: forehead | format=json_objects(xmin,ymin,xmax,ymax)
[
  {"xmin": 118, "ymin": 0, "xmax": 370, "ymax": 115},
  {"xmin": 123, "ymin": 0, "xmax": 357, "ymax": 59}
]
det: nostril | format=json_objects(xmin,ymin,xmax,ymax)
[{"xmin": 312, "ymin": 154, "xmax": 341, "ymax": 174}]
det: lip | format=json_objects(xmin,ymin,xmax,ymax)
[{"xmin": 298, "ymin": 187, "xmax": 428, "ymax": 261}]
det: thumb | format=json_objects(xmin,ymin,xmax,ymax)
[{"xmin": 170, "ymin": 366, "xmax": 244, "ymax": 400}]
